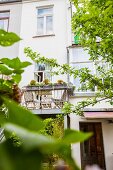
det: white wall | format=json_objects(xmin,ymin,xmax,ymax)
[
  {"xmin": 102, "ymin": 122, "xmax": 113, "ymax": 170},
  {"xmin": 18, "ymin": 0, "xmax": 70, "ymax": 86},
  {"xmin": 0, "ymin": 2, "xmax": 22, "ymax": 59},
  {"xmin": 0, "ymin": 0, "xmax": 72, "ymax": 87}
]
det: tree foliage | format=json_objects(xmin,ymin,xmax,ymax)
[{"xmin": 71, "ymin": 0, "xmax": 113, "ymax": 108}]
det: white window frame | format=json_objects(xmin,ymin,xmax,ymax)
[
  {"xmin": 34, "ymin": 63, "xmax": 52, "ymax": 83},
  {"xmin": 69, "ymin": 47, "xmax": 110, "ymax": 93},
  {"xmin": 0, "ymin": 11, "xmax": 10, "ymax": 31},
  {"xmin": 70, "ymin": 59, "xmax": 110, "ymax": 92},
  {"xmin": 37, "ymin": 6, "xmax": 54, "ymax": 36},
  {"xmin": 70, "ymin": 60, "xmax": 96, "ymax": 92}
]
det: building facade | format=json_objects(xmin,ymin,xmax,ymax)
[{"xmin": 0, "ymin": 0, "xmax": 113, "ymax": 170}]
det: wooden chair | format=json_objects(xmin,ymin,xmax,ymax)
[
  {"xmin": 40, "ymin": 95, "xmax": 52, "ymax": 109},
  {"xmin": 23, "ymin": 91, "xmax": 38, "ymax": 109}
]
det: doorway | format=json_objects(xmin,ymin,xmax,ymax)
[{"xmin": 79, "ymin": 122, "xmax": 106, "ymax": 170}]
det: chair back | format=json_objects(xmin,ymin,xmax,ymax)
[{"xmin": 24, "ymin": 91, "xmax": 34, "ymax": 102}]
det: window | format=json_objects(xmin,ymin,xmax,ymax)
[
  {"xmin": 37, "ymin": 6, "xmax": 53, "ymax": 35},
  {"xmin": 69, "ymin": 47, "xmax": 110, "ymax": 92},
  {"xmin": 34, "ymin": 63, "xmax": 52, "ymax": 82},
  {"xmin": 0, "ymin": 11, "xmax": 10, "ymax": 31},
  {"xmin": 69, "ymin": 47, "xmax": 95, "ymax": 92}
]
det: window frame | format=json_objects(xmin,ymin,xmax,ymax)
[
  {"xmin": 37, "ymin": 5, "xmax": 54, "ymax": 36},
  {"xmin": 0, "ymin": 10, "xmax": 10, "ymax": 31},
  {"xmin": 34, "ymin": 63, "xmax": 52, "ymax": 83},
  {"xmin": 69, "ymin": 47, "xmax": 109, "ymax": 93}
]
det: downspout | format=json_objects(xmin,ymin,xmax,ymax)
[{"xmin": 67, "ymin": 47, "xmax": 70, "ymax": 85}]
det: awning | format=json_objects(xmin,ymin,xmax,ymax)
[{"xmin": 84, "ymin": 112, "xmax": 113, "ymax": 119}]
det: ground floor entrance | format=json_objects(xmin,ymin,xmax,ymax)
[{"xmin": 79, "ymin": 122, "xmax": 106, "ymax": 170}]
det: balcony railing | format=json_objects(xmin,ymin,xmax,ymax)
[{"xmin": 21, "ymin": 84, "xmax": 72, "ymax": 114}]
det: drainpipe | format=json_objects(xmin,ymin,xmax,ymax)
[{"xmin": 67, "ymin": 47, "xmax": 70, "ymax": 85}]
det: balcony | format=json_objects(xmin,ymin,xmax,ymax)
[
  {"xmin": 0, "ymin": 0, "xmax": 22, "ymax": 4},
  {"xmin": 21, "ymin": 84, "xmax": 72, "ymax": 115}
]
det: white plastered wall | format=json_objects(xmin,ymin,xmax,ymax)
[
  {"xmin": 18, "ymin": 0, "xmax": 70, "ymax": 87},
  {"xmin": 0, "ymin": 2, "xmax": 22, "ymax": 59}
]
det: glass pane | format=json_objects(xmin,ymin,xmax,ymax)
[
  {"xmin": 71, "ymin": 47, "xmax": 90, "ymax": 62},
  {"xmin": 37, "ymin": 17, "xmax": 44, "ymax": 35},
  {"xmin": 38, "ymin": 7, "xmax": 53, "ymax": 16},
  {"xmin": 46, "ymin": 16, "xmax": 53, "ymax": 34},
  {"xmin": 35, "ymin": 63, "xmax": 51, "ymax": 71},
  {"xmin": 0, "ymin": 19, "xmax": 8, "ymax": 31},
  {"xmin": 0, "ymin": 20, "xmax": 4, "ymax": 29},
  {"xmin": 35, "ymin": 63, "xmax": 45, "ymax": 71},
  {"xmin": 71, "ymin": 62, "xmax": 94, "ymax": 91},
  {"xmin": 0, "ymin": 12, "xmax": 10, "ymax": 18},
  {"xmin": 44, "ymin": 72, "xmax": 51, "ymax": 80}
]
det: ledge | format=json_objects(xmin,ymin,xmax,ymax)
[
  {"xmin": 30, "ymin": 108, "xmax": 63, "ymax": 115},
  {"xmin": 69, "ymin": 92, "xmax": 96, "ymax": 98},
  {"xmin": 32, "ymin": 34, "xmax": 55, "ymax": 38},
  {"xmin": 67, "ymin": 44, "xmax": 82, "ymax": 48}
]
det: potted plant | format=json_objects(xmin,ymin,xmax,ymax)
[
  {"xmin": 56, "ymin": 80, "xmax": 67, "ymax": 87},
  {"xmin": 43, "ymin": 79, "xmax": 50, "ymax": 85},
  {"xmin": 29, "ymin": 80, "xmax": 36, "ymax": 86}
]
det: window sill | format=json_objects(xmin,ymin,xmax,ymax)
[
  {"xmin": 32, "ymin": 34, "xmax": 55, "ymax": 38},
  {"xmin": 70, "ymin": 92, "xmax": 96, "ymax": 98}
]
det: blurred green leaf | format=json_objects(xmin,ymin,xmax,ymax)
[
  {"xmin": 57, "ymin": 145, "xmax": 80, "ymax": 170},
  {"xmin": 0, "ymin": 110, "xmax": 7, "ymax": 124},
  {"xmin": 3, "ymin": 123, "xmax": 89, "ymax": 170},
  {"xmin": 3, "ymin": 123, "xmax": 56, "ymax": 151},
  {"xmin": 0, "ymin": 140, "xmax": 43, "ymax": 170},
  {"xmin": 1, "ymin": 58, "xmax": 31, "ymax": 70},
  {"xmin": 3, "ymin": 98, "xmax": 43, "ymax": 132},
  {"xmin": 0, "ymin": 29, "xmax": 21, "ymax": 46},
  {"xmin": 0, "ymin": 144, "xmax": 13, "ymax": 170},
  {"xmin": 0, "ymin": 65, "xmax": 12, "ymax": 75},
  {"xmin": 21, "ymin": 61, "xmax": 32, "ymax": 68},
  {"xmin": 63, "ymin": 129, "xmax": 92, "ymax": 144},
  {"xmin": 12, "ymin": 74, "xmax": 21, "ymax": 84}
]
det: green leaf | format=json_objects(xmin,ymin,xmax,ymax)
[
  {"xmin": 63, "ymin": 129, "xmax": 92, "ymax": 144},
  {"xmin": 20, "ymin": 61, "xmax": 32, "ymax": 68},
  {"xmin": 0, "ymin": 140, "xmax": 43, "ymax": 170},
  {"xmin": 0, "ymin": 65, "xmax": 12, "ymax": 75},
  {"xmin": 0, "ymin": 29, "xmax": 21, "ymax": 46},
  {"xmin": 3, "ymin": 123, "xmax": 82, "ymax": 170},
  {"xmin": 0, "ymin": 144, "xmax": 13, "ymax": 170},
  {"xmin": 1, "ymin": 58, "xmax": 21, "ymax": 70},
  {"xmin": 1, "ymin": 58, "xmax": 31, "ymax": 70},
  {"xmin": 13, "ymin": 70, "xmax": 24, "ymax": 74},
  {"xmin": 0, "ymin": 110, "xmax": 7, "ymax": 124},
  {"xmin": 57, "ymin": 145, "xmax": 80, "ymax": 170},
  {"xmin": 3, "ymin": 123, "xmax": 56, "ymax": 150},
  {"xmin": 3, "ymin": 98, "xmax": 43, "ymax": 132},
  {"xmin": 12, "ymin": 74, "xmax": 21, "ymax": 83}
]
